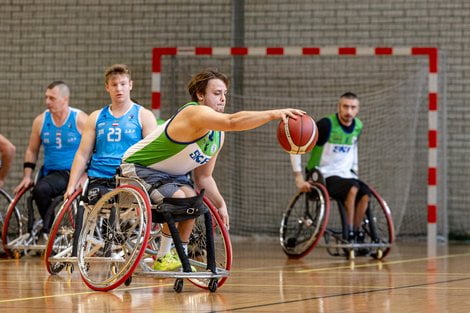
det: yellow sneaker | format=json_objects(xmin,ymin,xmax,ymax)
[
  {"xmin": 153, "ymin": 253, "xmax": 182, "ymax": 271},
  {"xmin": 171, "ymin": 248, "xmax": 197, "ymax": 272}
]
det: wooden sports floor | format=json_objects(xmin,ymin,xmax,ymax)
[{"xmin": 1, "ymin": 238, "xmax": 469, "ymax": 313}]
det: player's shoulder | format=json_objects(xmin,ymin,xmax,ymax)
[
  {"xmin": 354, "ymin": 117, "xmax": 363, "ymax": 128},
  {"xmin": 179, "ymin": 102, "xmax": 211, "ymax": 116},
  {"xmin": 33, "ymin": 110, "xmax": 47, "ymax": 124}
]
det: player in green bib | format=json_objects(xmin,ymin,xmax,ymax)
[
  {"xmin": 121, "ymin": 68, "xmax": 305, "ymax": 271},
  {"xmin": 290, "ymin": 92, "xmax": 371, "ymax": 244}
]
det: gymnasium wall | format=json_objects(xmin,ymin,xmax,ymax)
[{"xmin": 0, "ymin": 0, "xmax": 467, "ymax": 238}]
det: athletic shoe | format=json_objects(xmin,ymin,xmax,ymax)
[
  {"xmin": 153, "ymin": 252, "xmax": 182, "ymax": 271},
  {"xmin": 170, "ymin": 248, "xmax": 197, "ymax": 272}
]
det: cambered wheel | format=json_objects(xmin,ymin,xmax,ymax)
[
  {"xmin": 44, "ymin": 189, "xmax": 81, "ymax": 275},
  {"xmin": 77, "ymin": 185, "xmax": 151, "ymax": 291},
  {"xmin": 0, "ymin": 189, "xmax": 13, "ymax": 247},
  {"xmin": 280, "ymin": 183, "xmax": 330, "ymax": 259},
  {"xmin": 361, "ymin": 187, "xmax": 394, "ymax": 260},
  {"xmin": 1, "ymin": 186, "xmax": 32, "ymax": 257}
]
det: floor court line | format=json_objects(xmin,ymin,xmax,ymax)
[
  {"xmin": 221, "ymin": 276, "xmax": 470, "ymax": 312},
  {"xmin": 296, "ymin": 251, "xmax": 470, "ymax": 273},
  {"xmin": 0, "ymin": 282, "xmax": 173, "ymax": 304}
]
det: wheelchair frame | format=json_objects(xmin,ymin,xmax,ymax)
[
  {"xmin": 280, "ymin": 170, "xmax": 394, "ymax": 260},
  {"xmin": 45, "ymin": 175, "xmax": 232, "ymax": 293}
]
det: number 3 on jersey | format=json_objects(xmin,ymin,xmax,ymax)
[{"xmin": 107, "ymin": 127, "xmax": 122, "ymax": 142}]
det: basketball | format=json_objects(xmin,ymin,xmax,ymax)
[{"xmin": 277, "ymin": 114, "xmax": 318, "ymax": 154}]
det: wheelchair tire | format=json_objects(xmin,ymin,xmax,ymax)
[
  {"xmin": 44, "ymin": 188, "xmax": 82, "ymax": 275},
  {"xmin": 1, "ymin": 186, "xmax": 32, "ymax": 257},
  {"xmin": 0, "ymin": 188, "xmax": 14, "ymax": 255},
  {"xmin": 362, "ymin": 186, "xmax": 394, "ymax": 259},
  {"xmin": 187, "ymin": 196, "xmax": 232, "ymax": 290},
  {"xmin": 77, "ymin": 185, "xmax": 151, "ymax": 291},
  {"xmin": 280, "ymin": 183, "xmax": 330, "ymax": 259}
]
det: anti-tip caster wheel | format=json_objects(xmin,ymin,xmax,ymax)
[
  {"xmin": 208, "ymin": 278, "xmax": 218, "ymax": 293},
  {"xmin": 372, "ymin": 249, "xmax": 383, "ymax": 260},
  {"xmin": 66, "ymin": 263, "xmax": 74, "ymax": 274},
  {"xmin": 348, "ymin": 249, "xmax": 355, "ymax": 260},
  {"xmin": 174, "ymin": 278, "xmax": 184, "ymax": 293}
]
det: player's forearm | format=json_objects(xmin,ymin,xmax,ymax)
[
  {"xmin": 194, "ymin": 175, "xmax": 226, "ymax": 210},
  {"xmin": 224, "ymin": 110, "xmax": 279, "ymax": 131},
  {"xmin": 67, "ymin": 154, "xmax": 88, "ymax": 191}
]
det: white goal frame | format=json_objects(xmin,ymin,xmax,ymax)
[{"xmin": 151, "ymin": 46, "xmax": 440, "ymax": 252}]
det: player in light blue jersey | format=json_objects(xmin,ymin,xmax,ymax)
[
  {"xmin": 64, "ymin": 64, "xmax": 157, "ymax": 256},
  {"xmin": 15, "ymin": 81, "xmax": 88, "ymax": 237},
  {"xmin": 65, "ymin": 64, "xmax": 157, "ymax": 198},
  {"xmin": 121, "ymin": 68, "xmax": 305, "ymax": 271}
]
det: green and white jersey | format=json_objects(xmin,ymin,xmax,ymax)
[
  {"xmin": 307, "ymin": 114, "xmax": 362, "ymax": 179},
  {"xmin": 122, "ymin": 102, "xmax": 223, "ymax": 175}
]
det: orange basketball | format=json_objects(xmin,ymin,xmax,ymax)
[{"xmin": 277, "ymin": 114, "xmax": 318, "ymax": 154}]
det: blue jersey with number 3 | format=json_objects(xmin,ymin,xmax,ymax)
[
  {"xmin": 41, "ymin": 108, "xmax": 82, "ymax": 176},
  {"xmin": 88, "ymin": 103, "xmax": 143, "ymax": 178}
]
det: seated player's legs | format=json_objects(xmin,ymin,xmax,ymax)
[
  {"xmin": 120, "ymin": 163, "xmax": 196, "ymax": 271},
  {"xmin": 353, "ymin": 180, "xmax": 370, "ymax": 243},
  {"xmin": 32, "ymin": 170, "xmax": 69, "ymax": 237},
  {"xmin": 325, "ymin": 176, "xmax": 370, "ymax": 242},
  {"xmin": 71, "ymin": 177, "xmax": 116, "ymax": 257}
]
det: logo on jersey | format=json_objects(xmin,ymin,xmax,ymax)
[
  {"xmin": 189, "ymin": 150, "xmax": 210, "ymax": 165},
  {"xmin": 333, "ymin": 145, "xmax": 351, "ymax": 153}
]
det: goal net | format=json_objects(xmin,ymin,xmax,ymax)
[{"xmin": 154, "ymin": 47, "xmax": 447, "ymax": 241}]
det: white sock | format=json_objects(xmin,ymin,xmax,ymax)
[{"xmin": 157, "ymin": 233, "xmax": 173, "ymax": 258}]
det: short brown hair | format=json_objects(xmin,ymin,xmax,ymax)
[
  {"xmin": 47, "ymin": 81, "xmax": 70, "ymax": 98},
  {"xmin": 104, "ymin": 64, "xmax": 131, "ymax": 84},
  {"xmin": 187, "ymin": 68, "xmax": 229, "ymax": 102}
]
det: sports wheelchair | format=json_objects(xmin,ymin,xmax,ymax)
[
  {"xmin": 280, "ymin": 169, "xmax": 394, "ymax": 260},
  {"xmin": 2, "ymin": 172, "xmax": 65, "ymax": 258},
  {"xmin": 45, "ymin": 175, "xmax": 232, "ymax": 293}
]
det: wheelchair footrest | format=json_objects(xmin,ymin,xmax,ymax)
[{"xmin": 139, "ymin": 268, "xmax": 230, "ymax": 279}]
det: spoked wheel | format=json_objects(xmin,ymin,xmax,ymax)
[
  {"xmin": 44, "ymin": 189, "xmax": 82, "ymax": 275},
  {"xmin": 186, "ymin": 196, "xmax": 232, "ymax": 290},
  {"xmin": 1, "ymin": 186, "xmax": 34, "ymax": 257},
  {"xmin": 361, "ymin": 187, "xmax": 394, "ymax": 259},
  {"xmin": 77, "ymin": 185, "xmax": 151, "ymax": 291},
  {"xmin": 280, "ymin": 183, "xmax": 330, "ymax": 259}
]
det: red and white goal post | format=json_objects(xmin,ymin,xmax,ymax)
[{"xmin": 151, "ymin": 46, "xmax": 442, "ymax": 251}]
